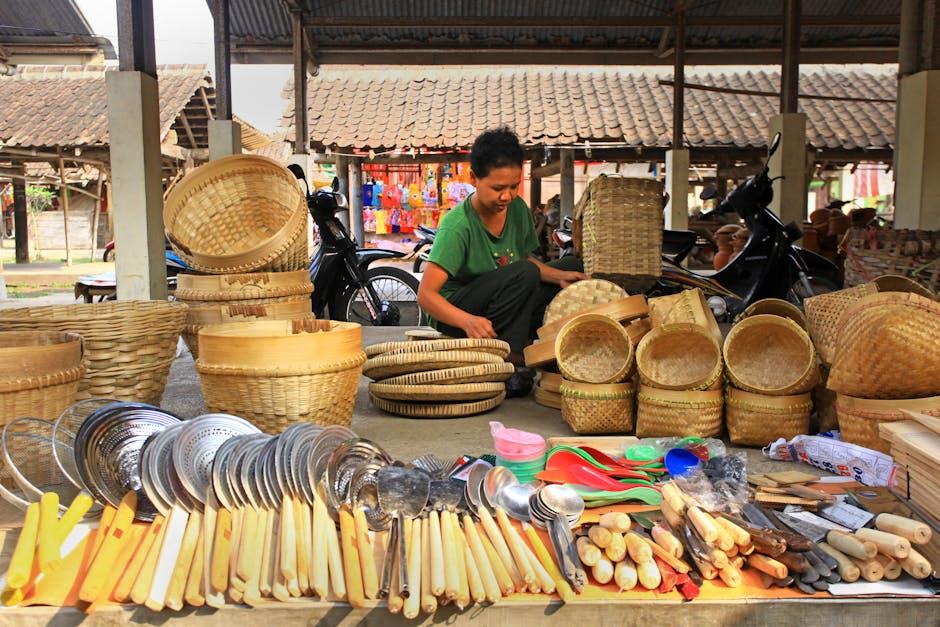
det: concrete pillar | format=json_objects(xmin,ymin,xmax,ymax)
[
  {"xmin": 334, "ymin": 154, "xmax": 350, "ymax": 232},
  {"xmin": 529, "ymin": 169, "xmax": 542, "ymax": 208},
  {"xmin": 559, "ymin": 148, "xmax": 574, "ymax": 220},
  {"xmin": 349, "ymin": 158, "xmax": 364, "ymax": 246},
  {"xmin": 208, "ymin": 119, "xmax": 242, "ymax": 161},
  {"xmin": 768, "ymin": 113, "xmax": 809, "ymax": 225},
  {"xmin": 894, "ymin": 70, "xmax": 940, "ymax": 230},
  {"xmin": 12, "ymin": 177, "xmax": 28, "ymax": 263},
  {"xmin": 106, "ymin": 70, "xmax": 167, "ymax": 300},
  {"xmin": 665, "ymin": 148, "xmax": 690, "ymax": 230}
]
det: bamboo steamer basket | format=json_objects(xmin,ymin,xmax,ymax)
[
  {"xmin": 537, "ymin": 295, "xmax": 648, "ymax": 340},
  {"xmin": 835, "ymin": 393, "xmax": 940, "ymax": 454},
  {"xmin": 538, "ymin": 370, "xmax": 563, "ymax": 393},
  {"xmin": 723, "ymin": 315, "xmax": 818, "ymax": 396},
  {"xmin": 365, "ymin": 338, "xmax": 510, "ymax": 359},
  {"xmin": 636, "ymin": 385, "xmax": 724, "ymax": 438},
  {"xmin": 0, "ymin": 301, "xmax": 186, "ymax": 404},
  {"xmin": 543, "ymin": 279, "xmax": 628, "ymax": 325},
  {"xmin": 828, "ymin": 292, "xmax": 940, "ymax": 399},
  {"xmin": 725, "ymin": 387, "xmax": 812, "ymax": 446},
  {"xmin": 804, "ymin": 283, "xmax": 879, "ymax": 365},
  {"xmin": 560, "ymin": 380, "xmax": 636, "ymax": 434},
  {"xmin": 0, "ymin": 331, "xmax": 84, "ymax": 424},
  {"xmin": 523, "ymin": 339, "xmax": 555, "ymax": 368},
  {"xmin": 196, "ymin": 319, "xmax": 365, "ymax": 433},
  {"xmin": 182, "ymin": 299, "xmax": 314, "ymax": 358},
  {"xmin": 625, "ymin": 317, "xmax": 652, "ymax": 346},
  {"xmin": 175, "ymin": 270, "xmax": 313, "ymax": 302},
  {"xmin": 738, "ymin": 298, "xmax": 808, "ymax": 330},
  {"xmin": 534, "ymin": 385, "xmax": 562, "ymax": 410},
  {"xmin": 648, "ymin": 289, "xmax": 722, "ymax": 345},
  {"xmin": 555, "ymin": 314, "xmax": 634, "ymax": 384},
  {"xmin": 636, "ymin": 323, "xmax": 723, "ymax": 391},
  {"xmin": 163, "ymin": 155, "xmax": 308, "ymax": 273},
  {"xmin": 873, "ymin": 274, "xmax": 936, "ymax": 300}
]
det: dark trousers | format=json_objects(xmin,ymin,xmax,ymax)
[{"xmin": 437, "ymin": 256, "xmax": 584, "ymax": 355}]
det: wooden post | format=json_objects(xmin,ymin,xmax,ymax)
[
  {"xmin": 529, "ymin": 162, "xmax": 542, "ymax": 208},
  {"xmin": 672, "ymin": 9, "xmax": 686, "ymax": 148},
  {"xmin": 782, "ymin": 0, "xmax": 801, "ymax": 113},
  {"xmin": 106, "ymin": 176, "xmax": 114, "ymax": 245},
  {"xmin": 56, "ymin": 148, "xmax": 72, "ymax": 266},
  {"xmin": 91, "ymin": 170, "xmax": 104, "ymax": 261},
  {"xmin": 12, "ymin": 174, "xmax": 28, "ymax": 263},
  {"xmin": 211, "ymin": 0, "xmax": 232, "ymax": 120},
  {"xmin": 350, "ymin": 157, "xmax": 364, "ymax": 245},
  {"xmin": 291, "ymin": 8, "xmax": 308, "ymax": 155},
  {"xmin": 335, "ymin": 154, "xmax": 350, "ymax": 232},
  {"xmin": 559, "ymin": 149, "xmax": 574, "ymax": 220}
]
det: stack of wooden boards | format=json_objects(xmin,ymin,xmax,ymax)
[
  {"xmin": 364, "ymin": 338, "xmax": 514, "ymax": 418},
  {"xmin": 880, "ymin": 411, "xmax": 940, "ymax": 529},
  {"xmin": 747, "ymin": 471, "xmax": 834, "ymax": 511}
]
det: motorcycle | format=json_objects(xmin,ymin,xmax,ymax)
[
  {"xmin": 288, "ymin": 165, "xmax": 424, "ymax": 326},
  {"xmin": 101, "ymin": 236, "xmax": 189, "ymax": 277},
  {"xmin": 410, "ymin": 224, "xmax": 436, "ymax": 274},
  {"xmin": 651, "ymin": 132, "xmax": 842, "ymax": 317},
  {"xmin": 552, "ymin": 216, "xmax": 575, "ymax": 258}
]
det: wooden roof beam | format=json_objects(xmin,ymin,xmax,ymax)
[
  {"xmin": 302, "ymin": 15, "xmax": 899, "ymax": 28},
  {"xmin": 178, "ymin": 110, "xmax": 198, "ymax": 148}
]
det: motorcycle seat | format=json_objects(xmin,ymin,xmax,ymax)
[
  {"xmin": 662, "ymin": 229, "xmax": 698, "ymax": 261},
  {"xmin": 416, "ymin": 225, "xmax": 437, "ymax": 236}
]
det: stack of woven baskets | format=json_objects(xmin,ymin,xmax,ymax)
[
  {"xmin": 0, "ymin": 331, "xmax": 83, "ymax": 423},
  {"xmin": 821, "ymin": 290, "xmax": 940, "ymax": 454},
  {"xmin": 196, "ymin": 319, "xmax": 365, "ymax": 433},
  {"xmin": 164, "ymin": 154, "xmax": 314, "ymax": 359},
  {"xmin": 556, "ymin": 314, "xmax": 637, "ymax": 434},
  {"xmin": 0, "ymin": 300, "xmax": 187, "ymax": 406},
  {"xmin": 364, "ymin": 338, "xmax": 513, "ymax": 418},
  {"xmin": 525, "ymin": 278, "xmax": 650, "ymax": 410}
]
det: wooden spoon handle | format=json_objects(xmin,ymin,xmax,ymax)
[
  {"xmin": 89, "ymin": 504, "xmax": 117, "ymax": 559},
  {"xmin": 461, "ymin": 520, "xmax": 486, "ymax": 603},
  {"xmin": 114, "ymin": 514, "xmax": 164, "ymax": 602},
  {"xmin": 241, "ymin": 508, "xmax": 267, "ymax": 607},
  {"xmin": 80, "ymin": 491, "xmax": 137, "ymax": 603},
  {"xmin": 165, "ymin": 509, "xmax": 203, "ymax": 611},
  {"xmin": 227, "ymin": 507, "xmax": 244, "ymax": 593},
  {"xmin": 144, "ymin": 505, "xmax": 188, "ymax": 611},
  {"xmin": 236, "ymin": 506, "xmax": 259, "ymax": 583},
  {"xmin": 293, "ymin": 496, "xmax": 310, "ymax": 595},
  {"xmin": 354, "ymin": 507, "xmax": 379, "ymax": 600},
  {"xmin": 440, "ymin": 510, "xmax": 460, "ymax": 599},
  {"xmin": 339, "ymin": 508, "xmax": 365, "ymax": 608},
  {"xmin": 259, "ymin": 508, "xmax": 276, "ymax": 596},
  {"xmin": 202, "ymin": 498, "xmax": 225, "ymax": 607},
  {"xmin": 56, "ymin": 492, "xmax": 93, "ymax": 547},
  {"xmin": 130, "ymin": 513, "xmax": 170, "ymax": 605},
  {"xmin": 37, "ymin": 491, "xmax": 61, "ymax": 574},
  {"xmin": 520, "ymin": 532, "xmax": 555, "ymax": 593},
  {"xmin": 280, "ymin": 493, "xmax": 298, "ymax": 582},
  {"xmin": 403, "ymin": 518, "xmax": 422, "ymax": 619},
  {"xmin": 428, "ymin": 510, "xmax": 445, "ymax": 597},
  {"xmin": 323, "ymin": 502, "xmax": 346, "ymax": 600},
  {"xmin": 462, "ymin": 513, "xmax": 501, "ymax": 603},
  {"xmin": 420, "ymin": 516, "xmax": 437, "ymax": 614},
  {"xmin": 84, "ymin": 525, "xmax": 145, "ymax": 614},
  {"xmin": 310, "ymin": 497, "xmax": 329, "ymax": 598},
  {"xmin": 495, "ymin": 508, "xmax": 536, "ymax": 590},
  {"xmin": 7, "ymin": 502, "xmax": 40, "ymax": 589},
  {"xmin": 478, "ymin": 506, "xmax": 525, "ymax": 591},
  {"xmin": 184, "ymin": 527, "xmax": 206, "ymax": 607}
]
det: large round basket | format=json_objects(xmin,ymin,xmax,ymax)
[
  {"xmin": 0, "ymin": 301, "xmax": 187, "ymax": 404},
  {"xmin": 164, "ymin": 155, "xmax": 308, "ymax": 274},
  {"xmin": 635, "ymin": 385, "xmax": 723, "ymax": 438},
  {"xmin": 723, "ymin": 315, "xmax": 818, "ymax": 396},
  {"xmin": 554, "ymin": 314, "xmax": 634, "ymax": 384},
  {"xmin": 738, "ymin": 298, "xmax": 807, "ymax": 330},
  {"xmin": 873, "ymin": 274, "xmax": 936, "ymax": 300},
  {"xmin": 725, "ymin": 387, "xmax": 812, "ymax": 446},
  {"xmin": 636, "ymin": 323, "xmax": 722, "ymax": 391},
  {"xmin": 835, "ymin": 393, "xmax": 940, "ymax": 454},
  {"xmin": 182, "ymin": 299, "xmax": 314, "ymax": 358},
  {"xmin": 175, "ymin": 270, "xmax": 313, "ymax": 302},
  {"xmin": 804, "ymin": 283, "xmax": 879, "ymax": 365},
  {"xmin": 0, "ymin": 331, "xmax": 84, "ymax": 424},
  {"xmin": 560, "ymin": 380, "xmax": 635, "ymax": 434},
  {"xmin": 828, "ymin": 292, "xmax": 940, "ymax": 399},
  {"xmin": 196, "ymin": 319, "xmax": 365, "ymax": 433}
]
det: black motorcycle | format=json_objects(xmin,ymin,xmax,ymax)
[
  {"xmin": 652, "ymin": 132, "xmax": 842, "ymax": 317},
  {"xmin": 288, "ymin": 165, "xmax": 424, "ymax": 326}
]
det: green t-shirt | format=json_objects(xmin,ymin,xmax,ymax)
[{"xmin": 427, "ymin": 194, "xmax": 539, "ymax": 300}]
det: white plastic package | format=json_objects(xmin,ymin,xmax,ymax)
[{"xmin": 764, "ymin": 433, "xmax": 897, "ymax": 487}]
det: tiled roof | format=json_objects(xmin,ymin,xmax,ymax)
[
  {"xmin": 0, "ymin": 64, "xmax": 211, "ymax": 149},
  {"xmin": 283, "ymin": 66, "xmax": 896, "ymax": 153}
]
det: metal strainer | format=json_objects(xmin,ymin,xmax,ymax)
[
  {"xmin": 51, "ymin": 398, "xmax": 117, "ymax": 502},
  {"xmin": 2, "ymin": 417, "xmax": 81, "ymax": 512},
  {"xmin": 172, "ymin": 414, "xmax": 260, "ymax": 506}
]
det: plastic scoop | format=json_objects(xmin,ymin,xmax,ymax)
[
  {"xmin": 546, "ymin": 450, "xmax": 654, "ymax": 481},
  {"xmin": 537, "ymin": 464, "xmax": 653, "ymax": 491},
  {"xmin": 664, "ymin": 448, "xmax": 702, "ymax": 477},
  {"xmin": 564, "ymin": 485, "xmax": 663, "ymax": 507},
  {"xmin": 577, "ymin": 446, "xmax": 665, "ymax": 469}
]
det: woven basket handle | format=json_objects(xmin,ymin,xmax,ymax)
[{"xmin": 166, "ymin": 232, "xmax": 193, "ymax": 257}]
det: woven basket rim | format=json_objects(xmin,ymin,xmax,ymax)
[
  {"xmin": 555, "ymin": 313, "xmax": 634, "ymax": 384},
  {"xmin": 364, "ymin": 350, "xmax": 505, "ymax": 380},
  {"xmin": 560, "ymin": 380, "xmax": 635, "ymax": 400},
  {"xmin": 723, "ymin": 314, "xmax": 816, "ymax": 395},
  {"xmin": 368, "ymin": 381, "xmax": 505, "ymax": 401},
  {"xmin": 0, "ymin": 365, "xmax": 85, "ymax": 393},
  {"xmin": 0, "ymin": 299, "xmax": 187, "ymax": 323},
  {"xmin": 380, "ymin": 362, "xmax": 515, "ymax": 386},
  {"xmin": 636, "ymin": 322, "xmax": 722, "ymax": 391},
  {"xmin": 365, "ymin": 338, "xmax": 510, "ymax": 359},
  {"xmin": 637, "ymin": 384, "xmax": 723, "ymax": 406},
  {"xmin": 369, "ymin": 391, "xmax": 505, "ymax": 418},
  {"xmin": 834, "ymin": 392, "xmax": 940, "ymax": 413},
  {"xmin": 740, "ymin": 298, "xmax": 807, "ymax": 329},
  {"xmin": 197, "ymin": 351, "xmax": 366, "ymax": 377},
  {"xmin": 836, "ymin": 290, "xmax": 940, "ymax": 326},
  {"xmin": 873, "ymin": 274, "xmax": 936, "ymax": 299},
  {"xmin": 725, "ymin": 386, "xmax": 812, "ymax": 410}
]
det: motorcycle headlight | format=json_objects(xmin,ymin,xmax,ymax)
[{"xmin": 707, "ymin": 295, "xmax": 728, "ymax": 319}]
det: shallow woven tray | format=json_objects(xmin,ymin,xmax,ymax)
[
  {"xmin": 635, "ymin": 385, "xmax": 724, "ymax": 438},
  {"xmin": 379, "ymin": 362, "xmax": 515, "ymax": 386},
  {"xmin": 828, "ymin": 292, "xmax": 940, "ymax": 398},
  {"xmin": 737, "ymin": 298, "xmax": 808, "ymax": 330},
  {"xmin": 405, "ymin": 329, "xmax": 448, "ymax": 341},
  {"xmin": 534, "ymin": 385, "xmax": 562, "ymax": 410},
  {"xmin": 537, "ymin": 295, "xmax": 649, "ymax": 340},
  {"xmin": 175, "ymin": 270, "xmax": 313, "ymax": 302},
  {"xmin": 364, "ymin": 350, "xmax": 506, "ymax": 381},
  {"xmin": 725, "ymin": 386, "xmax": 812, "ymax": 446},
  {"xmin": 804, "ymin": 283, "xmax": 879, "ymax": 365},
  {"xmin": 369, "ymin": 391, "xmax": 505, "ymax": 418},
  {"xmin": 368, "ymin": 381, "xmax": 505, "ymax": 402},
  {"xmin": 636, "ymin": 323, "xmax": 723, "ymax": 391},
  {"xmin": 723, "ymin": 314, "xmax": 818, "ymax": 396},
  {"xmin": 555, "ymin": 314, "xmax": 634, "ymax": 384},
  {"xmin": 543, "ymin": 279, "xmax": 628, "ymax": 325},
  {"xmin": 365, "ymin": 338, "xmax": 510, "ymax": 359},
  {"xmin": 835, "ymin": 393, "xmax": 940, "ymax": 454}
]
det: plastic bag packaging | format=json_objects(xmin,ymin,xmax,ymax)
[
  {"xmin": 673, "ymin": 453, "xmax": 748, "ymax": 513},
  {"xmin": 765, "ymin": 434, "xmax": 897, "ymax": 487},
  {"xmin": 625, "ymin": 437, "xmax": 726, "ymax": 462}
]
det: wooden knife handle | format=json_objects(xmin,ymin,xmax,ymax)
[
  {"xmin": 208, "ymin": 506, "xmax": 231, "ymax": 596},
  {"xmin": 184, "ymin": 526, "xmax": 206, "ymax": 607},
  {"xmin": 79, "ymin": 491, "xmax": 137, "ymax": 603},
  {"xmin": 236, "ymin": 506, "xmax": 259, "ymax": 583},
  {"xmin": 130, "ymin": 512, "xmax": 170, "ymax": 605},
  {"xmin": 495, "ymin": 508, "xmax": 536, "ymax": 592},
  {"xmin": 403, "ymin": 518, "xmax": 422, "ymax": 619},
  {"xmin": 427, "ymin": 510, "xmax": 445, "ymax": 597},
  {"xmin": 817, "ymin": 542, "xmax": 860, "ymax": 582},
  {"xmin": 144, "ymin": 505, "xmax": 188, "ymax": 611},
  {"xmin": 57, "ymin": 492, "xmax": 93, "ymax": 546},
  {"xmin": 687, "ymin": 507, "xmax": 718, "ymax": 544},
  {"xmin": 463, "ymin": 514, "xmax": 501, "ymax": 603},
  {"xmin": 478, "ymin": 506, "xmax": 525, "ymax": 591},
  {"xmin": 478, "ymin": 522, "xmax": 515, "ymax": 596},
  {"xmin": 164, "ymin": 509, "xmax": 203, "ymax": 611},
  {"xmin": 899, "ymin": 547, "xmax": 932, "ymax": 580},
  {"xmin": 354, "ymin": 507, "xmax": 379, "ymax": 600},
  {"xmin": 747, "ymin": 554, "xmax": 788, "ymax": 580},
  {"xmin": 279, "ymin": 493, "xmax": 298, "ymax": 583},
  {"xmin": 339, "ymin": 508, "xmax": 365, "ymax": 608},
  {"xmin": 440, "ymin": 510, "xmax": 460, "ymax": 599},
  {"xmin": 259, "ymin": 508, "xmax": 276, "ymax": 596},
  {"xmin": 293, "ymin": 496, "xmax": 310, "ymax": 595},
  {"xmin": 848, "ymin": 554, "xmax": 885, "ymax": 582},
  {"xmin": 323, "ymin": 501, "xmax": 346, "ymax": 600},
  {"xmin": 38, "ymin": 491, "xmax": 61, "ymax": 574},
  {"xmin": 855, "ymin": 528, "xmax": 911, "ymax": 560},
  {"xmin": 114, "ymin": 514, "xmax": 164, "ymax": 602},
  {"xmin": 461, "ymin": 521, "xmax": 486, "ymax": 603},
  {"xmin": 7, "ymin": 502, "xmax": 40, "ymax": 589},
  {"xmin": 875, "ymin": 513, "xmax": 932, "ymax": 545},
  {"xmin": 311, "ymin": 496, "xmax": 329, "ymax": 598}
]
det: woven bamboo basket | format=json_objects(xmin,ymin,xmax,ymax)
[
  {"xmin": 625, "ymin": 317, "xmax": 652, "ymax": 346},
  {"xmin": 560, "ymin": 380, "xmax": 635, "ymax": 434},
  {"xmin": 635, "ymin": 385, "xmax": 723, "ymax": 438},
  {"xmin": 365, "ymin": 338, "xmax": 510, "ymax": 359},
  {"xmin": 738, "ymin": 298, "xmax": 808, "ymax": 330},
  {"xmin": 369, "ymin": 392, "xmax": 505, "ymax": 418},
  {"xmin": 0, "ymin": 331, "xmax": 84, "ymax": 424},
  {"xmin": 196, "ymin": 319, "xmax": 365, "ymax": 433},
  {"xmin": 379, "ymin": 362, "xmax": 514, "ymax": 386},
  {"xmin": 543, "ymin": 279, "xmax": 628, "ymax": 325},
  {"xmin": 575, "ymin": 175, "xmax": 664, "ymax": 292},
  {"xmin": 182, "ymin": 299, "xmax": 314, "ymax": 358},
  {"xmin": 555, "ymin": 314, "xmax": 634, "ymax": 384},
  {"xmin": 828, "ymin": 292, "xmax": 940, "ymax": 399},
  {"xmin": 843, "ymin": 227, "xmax": 940, "ymax": 294},
  {"xmin": 0, "ymin": 301, "xmax": 186, "ymax": 404},
  {"xmin": 164, "ymin": 155, "xmax": 308, "ymax": 274},
  {"xmin": 647, "ymin": 289, "xmax": 722, "ymax": 346},
  {"xmin": 835, "ymin": 393, "xmax": 940, "ymax": 454},
  {"xmin": 723, "ymin": 315, "xmax": 818, "ymax": 396},
  {"xmin": 175, "ymin": 270, "xmax": 313, "ymax": 302},
  {"xmin": 805, "ymin": 283, "xmax": 879, "ymax": 365},
  {"xmin": 534, "ymin": 385, "xmax": 562, "ymax": 410},
  {"xmin": 538, "ymin": 370, "xmax": 563, "ymax": 393},
  {"xmin": 725, "ymin": 387, "xmax": 812, "ymax": 446},
  {"xmin": 812, "ymin": 364, "xmax": 839, "ymax": 433},
  {"xmin": 872, "ymin": 274, "xmax": 936, "ymax": 300},
  {"xmin": 537, "ymin": 295, "xmax": 648, "ymax": 340},
  {"xmin": 636, "ymin": 323, "xmax": 723, "ymax": 391}
]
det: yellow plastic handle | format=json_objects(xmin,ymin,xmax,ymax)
[
  {"xmin": 38, "ymin": 492, "xmax": 61, "ymax": 574},
  {"xmin": 7, "ymin": 503, "xmax": 40, "ymax": 589},
  {"xmin": 78, "ymin": 491, "xmax": 137, "ymax": 603},
  {"xmin": 57, "ymin": 492, "xmax": 94, "ymax": 545}
]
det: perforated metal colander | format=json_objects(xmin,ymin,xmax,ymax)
[
  {"xmin": 277, "ymin": 423, "xmax": 321, "ymax": 498},
  {"xmin": 256, "ymin": 436, "xmax": 280, "ymax": 510},
  {"xmin": 172, "ymin": 414, "xmax": 260, "ymax": 505},
  {"xmin": 211, "ymin": 434, "xmax": 246, "ymax": 511},
  {"xmin": 2, "ymin": 417, "xmax": 81, "ymax": 512},
  {"xmin": 51, "ymin": 398, "xmax": 118, "ymax": 494},
  {"xmin": 236, "ymin": 436, "xmax": 271, "ymax": 511}
]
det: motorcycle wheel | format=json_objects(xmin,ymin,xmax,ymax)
[
  {"xmin": 787, "ymin": 275, "xmax": 839, "ymax": 307},
  {"xmin": 337, "ymin": 266, "xmax": 425, "ymax": 326},
  {"xmin": 103, "ymin": 248, "xmax": 115, "ymax": 262}
]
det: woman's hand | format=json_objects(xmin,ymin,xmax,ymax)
[
  {"xmin": 557, "ymin": 270, "xmax": 589, "ymax": 288},
  {"xmin": 460, "ymin": 314, "xmax": 498, "ymax": 339}
]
